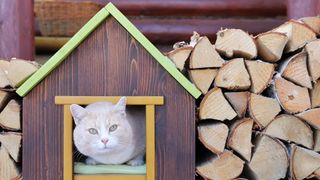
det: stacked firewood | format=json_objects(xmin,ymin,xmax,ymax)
[
  {"xmin": 166, "ymin": 17, "xmax": 320, "ymax": 180},
  {"xmin": 0, "ymin": 58, "xmax": 39, "ymax": 179}
]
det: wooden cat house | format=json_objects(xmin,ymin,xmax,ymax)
[{"xmin": 16, "ymin": 3, "xmax": 201, "ymax": 180}]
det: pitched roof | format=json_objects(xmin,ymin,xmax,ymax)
[{"xmin": 16, "ymin": 3, "xmax": 201, "ymax": 98}]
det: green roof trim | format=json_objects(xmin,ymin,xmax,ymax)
[
  {"xmin": 17, "ymin": 3, "xmax": 201, "ymax": 98},
  {"xmin": 16, "ymin": 8, "xmax": 110, "ymax": 96}
]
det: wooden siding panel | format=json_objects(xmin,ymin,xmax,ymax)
[
  {"xmin": 287, "ymin": 0, "xmax": 320, "ymax": 19},
  {"xmin": 0, "ymin": 0, "xmax": 34, "ymax": 60},
  {"xmin": 51, "ymin": 0, "xmax": 286, "ymax": 17}
]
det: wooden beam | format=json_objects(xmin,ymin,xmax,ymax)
[
  {"xmin": 287, "ymin": 0, "xmax": 320, "ymax": 19},
  {"xmin": 35, "ymin": 18, "xmax": 285, "ymax": 50},
  {"xmin": 139, "ymin": 18, "xmax": 285, "ymax": 44},
  {"xmin": 34, "ymin": 1, "xmax": 286, "ymax": 46},
  {"xmin": 55, "ymin": 96, "xmax": 164, "ymax": 105},
  {"xmin": 58, "ymin": 0, "xmax": 286, "ymax": 17},
  {"xmin": 0, "ymin": 0, "xmax": 34, "ymax": 60}
]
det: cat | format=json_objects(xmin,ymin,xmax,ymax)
[{"xmin": 70, "ymin": 97, "xmax": 146, "ymax": 166}]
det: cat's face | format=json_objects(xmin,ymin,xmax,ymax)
[{"xmin": 70, "ymin": 97, "xmax": 132, "ymax": 156}]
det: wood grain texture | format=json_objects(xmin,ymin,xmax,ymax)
[
  {"xmin": 35, "ymin": 18, "xmax": 286, "ymax": 46},
  {"xmin": 287, "ymin": 0, "xmax": 320, "ymax": 19},
  {"xmin": 23, "ymin": 17, "xmax": 195, "ymax": 180},
  {"xmin": 245, "ymin": 60, "xmax": 275, "ymax": 94},
  {"xmin": 248, "ymin": 135, "xmax": 288, "ymax": 180},
  {"xmin": 224, "ymin": 92, "xmax": 249, "ymax": 118},
  {"xmin": 290, "ymin": 145, "xmax": 320, "ymax": 180},
  {"xmin": 146, "ymin": 19, "xmax": 283, "ymax": 39},
  {"xmin": 215, "ymin": 29, "xmax": 257, "ymax": 59},
  {"xmin": 227, "ymin": 118, "xmax": 253, "ymax": 161},
  {"xmin": 265, "ymin": 115, "xmax": 313, "ymax": 149},
  {"xmin": 55, "ymin": 96, "xmax": 164, "ymax": 105},
  {"xmin": 199, "ymin": 88, "xmax": 237, "ymax": 121},
  {"xmin": 197, "ymin": 122, "xmax": 229, "ymax": 154},
  {"xmin": 63, "ymin": 105, "xmax": 73, "ymax": 180},
  {"xmin": 146, "ymin": 105, "xmax": 155, "ymax": 180},
  {"xmin": 46, "ymin": 0, "xmax": 286, "ymax": 17},
  {"xmin": 34, "ymin": 0, "xmax": 286, "ymax": 47},
  {"xmin": 0, "ymin": 0, "xmax": 34, "ymax": 60}
]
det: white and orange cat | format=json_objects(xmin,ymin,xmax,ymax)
[{"xmin": 70, "ymin": 97, "xmax": 146, "ymax": 166}]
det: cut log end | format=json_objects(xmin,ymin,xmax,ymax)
[
  {"xmin": 199, "ymin": 88, "xmax": 237, "ymax": 121},
  {"xmin": 227, "ymin": 118, "xmax": 254, "ymax": 161},
  {"xmin": 305, "ymin": 40, "xmax": 320, "ymax": 81},
  {"xmin": 249, "ymin": 93, "xmax": 281, "ymax": 128},
  {"xmin": 296, "ymin": 108, "xmax": 320, "ymax": 130},
  {"xmin": 189, "ymin": 69, "xmax": 217, "ymax": 94},
  {"xmin": 166, "ymin": 47, "xmax": 193, "ymax": 71},
  {"xmin": 265, "ymin": 114, "xmax": 313, "ymax": 149},
  {"xmin": 0, "ymin": 132, "xmax": 21, "ymax": 162},
  {"xmin": 215, "ymin": 29, "xmax": 257, "ymax": 59},
  {"xmin": 0, "ymin": 100, "xmax": 21, "ymax": 130},
  {"xmin": 215, "ymin": 58, "xmax": 251, "ymax": 90},
  {"xmin": 272, "ymin": 20, "xmax": 316, "ymax": 53},
  {"xmin": 315, "ymin": 130, "xmax": 320, "ymax": 152},
  {"xmin": 299, "ymin": 16, "xmax": 320, "ymax": 35},
  {"xmin": 311, "ymin": 80, "xmax": 320, "ymax": 108},
  {"xmin": 198, "ymin": 122, "xmax": 229, "ymax": 154},
  {"xmin": 0, "ymin": 90, "xmax": 9, "ymax": 110},
  {"xmin": 224, "ymin": 91, "xmax": 249, "ymax": 118},
  {"xmin": 313, "ymin": 168, "xmax": 320, "ymax": 178},
  {"xmin": 0, "ymin": 146, "xmax": 20, "ymax": 180},
  {"xmin": 196, "ymin": 151, "xmax": 244, "ymax": 180},
  {"xmin": 291, "ymin": 145, "xmax": 320, "ymax": 180},
  {"xmin": 248, "ymin": 135, "xmax": 288, "ymax": 180},
  {"xmin": 7, "ymin": 59, "xmax": 40, "ymax": 88},
  {"xmin": 255, "ymin": 32, "xmax": 288, "ymax": 62},
  {"xmin": 245, "ymin": 60, "xmax": 275, "ymax": 94},
  {"xmin": 190, "ymin": 36, "xmax": 224, "ymax": 69},
  {"xmin": 274, "ymin": 75, "xmax": 311, "ymax": 114},
  {"xmin": 280, "ymin": 52, "xmax": 312, "ymax": 89}
]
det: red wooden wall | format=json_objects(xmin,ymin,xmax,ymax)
[
  {"xmin": 0, "ymin": 0, "xmax": 34, "ymax": 60},
  {"xmin": 287, "ymin": 0, "xmax": 320, "ymax": 19},
  {"xmin": 35, "ymin": 0, "xmax": 287, "ymax": 45}
]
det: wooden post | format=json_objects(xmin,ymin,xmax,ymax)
[
  {"xmin": 287, "ymin": 0, "xmax": 320, "ymax": 19},
  {"xmin": 0, "ymin": 0, "xmax": 34, "ymax": 60}
]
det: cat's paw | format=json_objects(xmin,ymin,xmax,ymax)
[
  {"xmin": 127, "ymin": 158, "xmax": 145, "ymax": 166},
  {"xmin": 86, "ymin": 157, "xmax": 98, "ymax": 165}
]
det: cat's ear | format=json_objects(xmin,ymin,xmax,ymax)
[
  {"xmin": 114, "ymin": 96, "xmax": 126, "ymax": 115},
  {"xmin": 70, "ymin": 104, "xmax": 87, "ymax": 125}
]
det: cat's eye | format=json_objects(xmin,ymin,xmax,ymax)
[
  {"xmin": 88, "ymin": 128, "xmax": 98, "ymax": 134},
  {"xmin": 109, "ymin": 124, "xmax": 118, "ymax": 132}
]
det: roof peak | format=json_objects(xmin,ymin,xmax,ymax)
[{"xmin": 16, "ymin": 2, "xmax": 201, "ymax": 98}]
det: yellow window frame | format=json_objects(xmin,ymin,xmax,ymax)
[{"xmin": 55, "ymin": 96, "xmax": 164, "ymax": 180}]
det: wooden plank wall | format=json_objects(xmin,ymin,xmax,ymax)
[
  {"xmin": 35, "ymin": 0, "xmax": 287, "ymax": 46},
  {"xmin": 0, "ymin": 0, "xmax": 34, "ymax": 60},
  {"xmin": 62, "ymin": 0, "xmax": 286, "ymax": 17},
  {"xmin": 287, "ymin": 0, "xmax": 320, "ymax": 19}
]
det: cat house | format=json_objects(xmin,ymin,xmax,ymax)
[{"xmin": 16, "ymin": 2, "xmax": 201, "ymax": 180}]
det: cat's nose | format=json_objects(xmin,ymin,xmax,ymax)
[{"xmin": 101, "ymin": 138, "xmax": 109, "ymax": 144}]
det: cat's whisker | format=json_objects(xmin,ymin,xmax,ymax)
[{"xmin": 73, "ymin": 149, "xmax": 86, "ymax": 161}]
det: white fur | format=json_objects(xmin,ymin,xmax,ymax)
[{"xmin": 71, "ymin": 97, "xmax": 146, "ymax": 165}]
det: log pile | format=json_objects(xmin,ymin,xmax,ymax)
[
  {"xmin": 0, "ymin": 58, "xmax": 40, "ymax": 179},
  {"xmin": 166, "ymin": 16, "xmax": 320, "ymax": 180}
]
